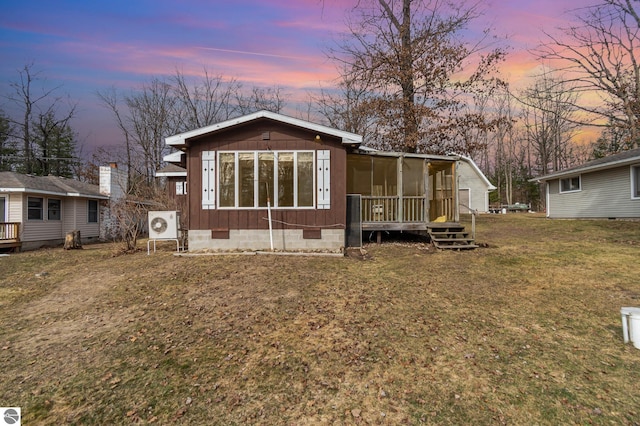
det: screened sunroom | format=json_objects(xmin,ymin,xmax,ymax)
[{"xmin": 346, "ymin": 152, "xmax": 458, "ymax": 230}]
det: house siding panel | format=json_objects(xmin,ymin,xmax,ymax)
[
  {"xmin": 22, "ymin": 195, "xmax": 63, "ymax": 242},
  {"xmin": 548, "ymin": 166, "xmax": 640, "ymax": 218},
  {"xmin": 63, "ymin": 198, "xmax": 77, "ymax": 234},
  {"xmin": 72, "ymin": 199, "xmax": 101, "ymax": 238},
  {"xmin": 20, "ymin": 196, "xmax": 100, "ymax": 245},
  {"xmin": 186, "ymin": 120, "xmax": 347, "ymax": 235},
  {"xmin": 458, "ymin": 161, "xmax": 490, "ymax": 213},
  {"xmin": 8, "ymin": 193, "xmax": 22, "ymax": 223},
  {"xmin": 166, "ymin": 176, "xmax": 189, "ymax": 229}
]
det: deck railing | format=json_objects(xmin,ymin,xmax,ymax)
[
  {"xmin": 361, "ymin": 196, "xmax": 426, "ymax": 223},
  {"xmin": 361, "ymin": 196, "xmax": 459, "ymax": 223},
  {"xmin": 362, "ymin": 197, "xmax": 398, "ymax": 222},
  {"xmin": 402, "ymin": 196, "xmax": 426, "ymax": 222},
  {"xmin": 0, "ymin": 222, "xmax": 20, "ymax": 241}
]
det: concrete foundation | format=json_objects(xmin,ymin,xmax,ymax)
[{"xmin": 188, "ymin": 228, "xmax": 344, "ymax": 252}]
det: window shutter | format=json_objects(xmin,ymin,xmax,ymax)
[
  {"xmin": 317, "ymin": 150, "xmax": 330, "ymax": 209},
  {"xmin": 202, "ymin": 151, "xmax": 216, "ymax": 209}
]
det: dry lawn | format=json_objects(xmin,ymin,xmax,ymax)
[{"xmin": 1, "ymin": 214, "xmax": 639, "ymax": 425}]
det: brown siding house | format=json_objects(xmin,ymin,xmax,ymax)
[{"xmin": 162, "ymin": 110, "xmax": 362, "ymax": 252}]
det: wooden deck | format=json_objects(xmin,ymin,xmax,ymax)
[
  {"xmin": 360, "ymin": 195, "xmax": 456, "ymax": 232},
  {"xmin": 0, "ymin": 222, "xmax": 21, "ymax": 251}
]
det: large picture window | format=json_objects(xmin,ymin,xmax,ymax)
[
  {"xmin": 560, "ymin": 176, "xmax": 581, "ymax": 193},
  {"xmin": 218, "ymin": 151, "xmax": 315, "ymax": 208}
]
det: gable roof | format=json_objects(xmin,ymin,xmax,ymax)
[
  {"xmin": 534, "ymin": 147, "xmax": 640, "ymax": 182},
  {"xmin": 0, "ymin": 172, "xmax": 108, "ymax": 199},
  {"xmin": 155, "ymin": 163, "xmax": 187, "ymax": 177},
  {"xmin": 457, "ymin": 154, "xmax": 496, "ymax": 190},
  {"xmin": 165, "ymin": 110, "xmax": 363, "ymax": 147}
]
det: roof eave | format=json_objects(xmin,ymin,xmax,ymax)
[
  {"xmin": 155, "ymin": 171, "xmax": 188, "ymax": 177},
  {"xmin": 0, "ymin": 187, "xmax": 108, "ymax": 199},
  {"xmin": 534, "ymin": 156, "xmax": 640, "ymax": 182}
]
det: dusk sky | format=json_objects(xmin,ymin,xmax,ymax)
[{"xmin": 0, "ymin": 0, "xmax": 595, "ymax": 156}]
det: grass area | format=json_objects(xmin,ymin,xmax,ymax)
[{"xmin": 1, "ymin": 214, "xmax": 639, "ymax": 425}]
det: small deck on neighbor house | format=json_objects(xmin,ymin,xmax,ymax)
[
  {"xmin": 357, "ymin": 196, "xmax": 476, "ymax": 249},
  {"xmin": 0, "ymin": 222, "xmax": 21, "ymax": 251}
]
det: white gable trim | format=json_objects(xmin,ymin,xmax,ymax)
[
  {"xmin": 166, "ymin": 110, "xmax": 363, "ymax": 147},
  {"xmin": 155, "ymin": 171, "xmax": 187, "ymax": 177},
  {"xmin": 163, "ymin": 150, "xmax": 184, "ymax": 162}
]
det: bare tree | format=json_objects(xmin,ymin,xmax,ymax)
[
  {"xmin": 520, "ymin": 73, "xmax": 580, "ymax": 176},
  {"xmin": 328, "ymin": 0, "xmax": 506, "ymax": 154},
  {"xmin": 534, "ymin": 0, "xmax": 640, "ymax": 147},
  {"xmin": 100, "ymin": 78, "xmax": 176, "ymax": 187},
  {"xmin": 488, "ymin": 87, "xmax": 516, "ymax": 205},
  {"xmin": 108, "ymin": 197, "xmax": 148, "ymax": 253},
  {"xmin": 314, "ymin": 64, "xmax": 377, "ymax": 140},
  {"xmin": 590, "ymin": 117, "xmax": 635, "ymax": 157},
  {"xmin": 125, "ymin": 78, "xmax": 176, "ymax": 184},
  {"xmin": 97, "ymin": 87, "xmax": 134, "ymax": 187},
  {"xmin": 32, "ymin": 109, "xmax": 78, "ymax": 177},
  {"xmin": 172, "ymin": 69, "xmax": 240, "ymax": 131},
  {"xmin": 4, "ymin": 63, "xmax": 77, "ymax": 174},
  {"xmin": 235, "ymin": 85, "xmax": 287, "ymax": 115},
  {"xmin": 0, "ymin": 110, "xmax": 17, "ymax": 171}
]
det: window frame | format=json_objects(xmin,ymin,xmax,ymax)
[
  {"xmin": 47, "ymin": 198, "xmax": 61, "ymax": 221},
  {"xmin": 632, "ymin": 165, "xmax": 640, "ymax": 199},
  {"xmin": 0, "ymin": 195, "xmax": 6, "ymax": 222},
  {"xmin": 217, "ymin": 150, "xmax": 316, "ymax": 209},
  {"xmin": 87, "ymin": 199, "xmax": 98, "ymax": 223},
  {"xmin": 27, "ymin": 197, "xmax": 44, "ymax": 221},
  {"xmin": 176, "ymin": 181, "xmax": 187, "ymax": 195},
  {"xmin": 559, "ymin": 176, "xmax": 581, "ymax": 193}
]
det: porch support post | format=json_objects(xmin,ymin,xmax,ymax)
[{"xmin": 398, "ymin": 156, "xmax": 403, "ymax": 224}]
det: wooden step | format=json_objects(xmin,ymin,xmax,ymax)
[
  {"xmin": 427, "ymin": 224, "xmax": 477, "ymax": 250},
  {"xmin": 430, "ymin": 232, "xmax": 469, "ymax": 238},
  {"xmin": 431, "ymin": 237, "xmax": 474, "ymax": 243}
]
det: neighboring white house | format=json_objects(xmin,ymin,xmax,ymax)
[
  {"xmin": 0, "ymin": 172, "xmax": 109, "ymax": 251},
  {"xmin": 533, "ymin": 147, "xmax": 640, "ymax": 219},
  {"xmin": 457, "ymin": 155, "xmax": 496, "ymax": 214}
]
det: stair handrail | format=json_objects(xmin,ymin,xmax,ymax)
[{"xmin": 458, "ymin": 202, "xmax": 477, "ymax": 240}]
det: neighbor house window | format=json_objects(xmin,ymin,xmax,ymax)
[
  {"xmin": 48, "ymin": 199, "xmax": 61, "ymax": 220},
  {"xmin": 560, "ymin": 176, "xmax": 581, "ymax": 193},
  {"xmin": 28, "ymin": 197, "xmax": 43, "ymax": 220},
  {"xmin": 87, "ymin": 200, "xmax": 98, "ymax": 223},
  {"xmin": 632, "ymin": 165, "xmax": 640, "ymax": 198},
  {"xmin": 217, "ymin": 150, "xmax": 316, "ymax": 208}
]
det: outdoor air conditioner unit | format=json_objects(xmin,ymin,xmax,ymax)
[{"xmin": 148, "ymin": 211, "xmax": 180, "ymax": 240}]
